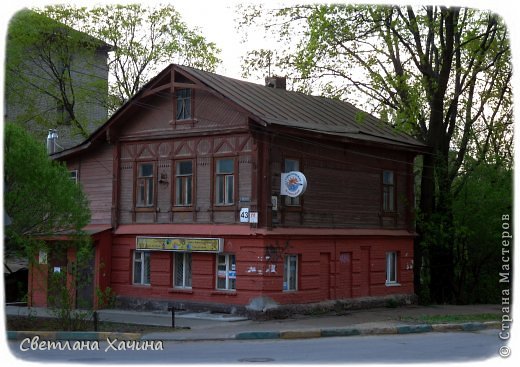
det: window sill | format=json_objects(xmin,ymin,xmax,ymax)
[
  {"xmin": 283, "ymin": 205, "xmax": 302, "ymax": 212},
  {"xmin": 380, "ymin": 212, "xmax": 399, "ymax": 217},
  {"xmin": 132, "ymin": 283, "xmax": 151, "ymax": 287},
  {"xmin": 212, "ymin": 205, "xmax": 236, "ymax": 211},
  {"xmin": 385, "ymin": 282, "xmax": 401, "ymax": 287},
  {"xmin": 283, "ymin": 289, "xmax": 298, "ymax": 293},
  {"xmin": 135, "ymin": 207, "xmax": 156, "ymax": 213},
  {"xmin": 172, "ymin": 206, "xmax": 195, "ymax": 212},
  {"xmin": 169, "ymin": 118, "xmax": 197, "ymax": 126},
  {"xmin": 211, "ymin": 290, "xmax": 237, "ymax": 296},
  {"xmin": 168, "ymin": 288, "xmax": 193, "ymax": 294}
]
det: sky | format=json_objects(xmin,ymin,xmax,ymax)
[{"xmin": 2, "ymin": 0, "xmax": 520, "ymax": 83}]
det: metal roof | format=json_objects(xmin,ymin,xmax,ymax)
[
  {"xmin": 53, "ymin": 64, "xmax": 427, "ymax": 159},
  {"xmin": 178, "ymin": 65, "xmax": 426, "ymax": 149}
]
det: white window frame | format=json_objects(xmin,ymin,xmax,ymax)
[
  {"xmin": 69, "ymin": 170, "xmax": 78, "ymax": 184},
  {"xmin": 133, "ymin": 251, "xmax": 151, "ymax": 285},
  {"xmin": 283, "ymin": 255, "xmax": 298, "ymax": 291},
  {"xmin": 174, "ymin": 252, "xmax": 192, "ymax": 289},
  {"xmin": 386, "ymin": 251, "xmax": 399, "ymax": 286},
  {"xmin": 216, "ymin": 254, "xmax": 236, "ymax": 291}
]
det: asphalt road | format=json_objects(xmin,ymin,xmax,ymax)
[{"xmin": 7, "ymin": 330, "xmax": 504, "ymax": 364}]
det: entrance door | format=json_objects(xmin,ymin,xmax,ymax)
[
  {"xmin": 338, "ymin": 252, "xmax": 352, "ymax": 298},
  {"xmin": 76, "ymin": 254, "xmax": 95, "ymax": 309},
  {"xmin": 47, "ymin": 246, "xmax": 68, "ymax": 308},
  {"xmin": 358, "ymin": 246, "xmax": 370, "ymax": 296},
  {"xmin": 320, "ymin": 253, "xmax": 331, "ymax": 300}
]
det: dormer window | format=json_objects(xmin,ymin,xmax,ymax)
[{"xmin": 176, "ymin": 89, "xmax": 192, "ymax": 120}]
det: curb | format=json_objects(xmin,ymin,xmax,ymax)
[
  {"xmin": 235, "ymin": 331, "xmax": 280, "ymax": 340},
  {"xmin": 7, "ymin": 331, "xmax": 142, "ymax": 341},
  {"xmin": 397, "ymin": 324, "xmax": 433, "ymax": 334},
  {"xmin": 234, "ymin": 321, "xmax": 499, "ymax": 341},
  {"xmin": 7, "ymin": 321, "xmax": 501, "ymax": 342},
  {"xmin": 280, "ymin": 330, "xmax": 321, "ymax": 339}
]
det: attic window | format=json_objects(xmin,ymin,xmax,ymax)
[{"xmin": 176, "ymin": 89, "xmax": 192, "ymax": 120}]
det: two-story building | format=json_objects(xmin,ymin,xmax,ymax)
[{"xmin": 28, "ymin": 64, "xmax": 427, "ymax": 313}]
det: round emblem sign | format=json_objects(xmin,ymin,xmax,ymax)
[{"xmin": 282, "ymin": 171, "xmax": 307, "ymax": 198}]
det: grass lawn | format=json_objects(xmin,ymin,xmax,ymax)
[
  {"xmin": 6, "ymin": 315, "xmax": 184, "ymax": 333},
  {"xmin": 400, "ymin": 313, "xmax": 500, "ymax": 324}
]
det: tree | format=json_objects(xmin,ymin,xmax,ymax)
[
  {"xmin": 5, "ymin": 9, "xmax": 110, "ymax": 142},
  {"xmin": 5, "ymin": 5, "xmax": 221, "ymax": 144},
  {"xmin": 239, "ymin": 5, "xmax": 513, "ymax": 303},
  {"xmin": 4, "ymin": 122, "xmax": 91, "ymax": 260},
  {"xmin": 451, "ymin": 162, "xmax": 511, "ymax": 304},
  {"xmin": 41, "ymin": 4, "xmax": 221, "ymax": 112},
  {"xmin": 5, "ymin": 123, "xmax": 95, "ymax": 326}
]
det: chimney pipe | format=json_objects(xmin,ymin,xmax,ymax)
[
  {"xmin": 47, "ymin": 129, "xmax": 58, "ymax": 155},
  {"xmin": 265, "ymin": 76, "xmax": 286, "ymax": 90}
]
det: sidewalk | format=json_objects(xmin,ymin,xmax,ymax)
[{"xmin": 6, "ymin": 304, "xmax": 500, "ymax": 341}]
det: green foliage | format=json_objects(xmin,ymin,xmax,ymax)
[
  {"xmin": 95, "ymin": 286, "xmax": 117, "ymax": 309},
  {"xmin": 238, "ymin": 4, "xmax": 513, "ymax": 304},
  {"xmin": 6, "ymin": 9, "xmax": 109, "ymax": 140},
  {"xmin": 4, "ymin": 123, "xmax": 91, "ymax": 259},
  {"xmin": 47, "ymin": 265, "xmax": 93, "ymax": 331},
  {"xmin": 5, "ymin": 5, "xmax": 221, "ymax": 142},
  {"xmin": 40, "ymin": 4, "xmax": 221, "ymax": 112},
  {"xmin": 451, "ymin": 163, "xmax": 512, "ymax": 303}
]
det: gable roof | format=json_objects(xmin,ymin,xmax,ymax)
[
  {"xmin": 53, "ymin": 64, "xmax": 427, "ymax": 159},
  {"xmin": 178, "ymin": 65, "xmax": 426, "ymax": 149}
]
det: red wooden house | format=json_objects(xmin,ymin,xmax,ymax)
[{"xmin": 28, "ymin": 64, "xmax": 427, "ymax": 313}]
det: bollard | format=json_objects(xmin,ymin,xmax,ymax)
[
  {"xmin": 93, "ymin": 311, "xmax": 98, "ymax": 331},
  {"xmin": 168, "ymin": 306, "xmax": 175, "ymax": 328}
]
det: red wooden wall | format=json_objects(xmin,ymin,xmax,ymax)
[{"xmin": 109, "ymin": 234, "xmax": 413, "ymax": 306}]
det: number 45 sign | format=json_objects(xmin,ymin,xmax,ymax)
[{"xmin": 240, "ymin": 208, "xmax": 258, "ymax": 223}]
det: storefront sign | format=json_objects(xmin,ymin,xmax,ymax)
[
  {"xmin": 280, "ymin": 171, "xmax": 307, "ymax": 197},
  {"xmin": 136, "ymin": 237, "xmax": 223, "ymax": 253}
]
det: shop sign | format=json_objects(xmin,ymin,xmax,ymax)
[
  {"xmin": 136, "ymin": 236, "xmax": 223, "ymax": 253},
  {"xmin": 280, "ymin": 171, "xmax": 307, "ymax": 197}
]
